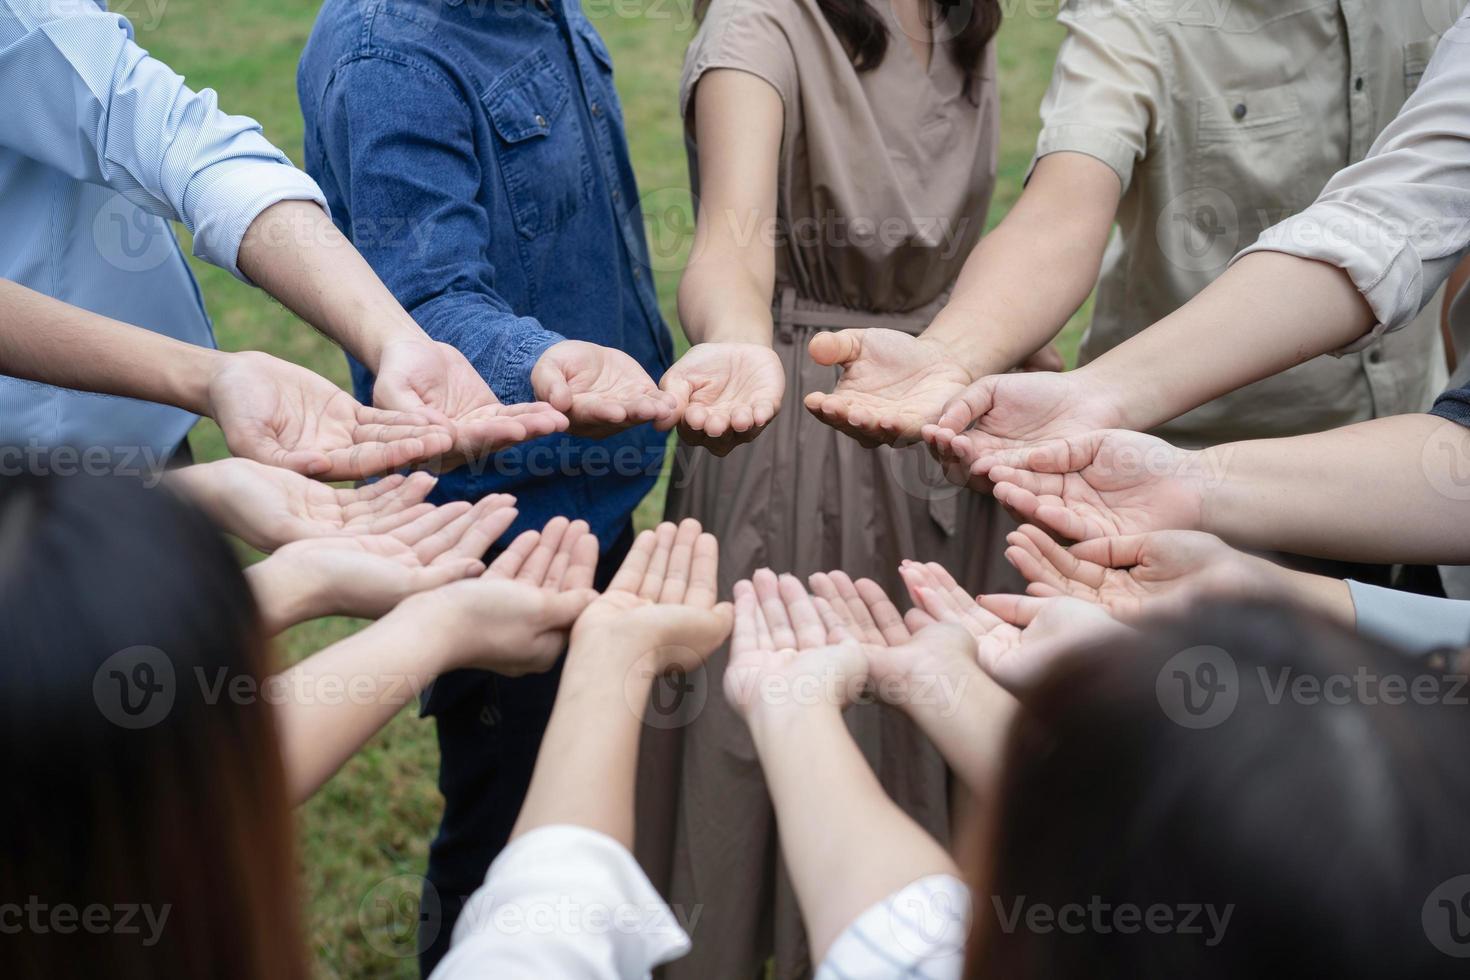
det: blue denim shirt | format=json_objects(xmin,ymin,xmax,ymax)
[{"xmin": 298, "ymin": 0, "xmax": 674, "ymax": 548}]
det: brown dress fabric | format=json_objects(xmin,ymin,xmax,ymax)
[{"xmin": 634, "ymin": 2, "xmax": 1018, "ymax": 977}]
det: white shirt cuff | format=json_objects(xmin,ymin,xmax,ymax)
[
  {"xmin": 185, "ymin": 156, "xmax": 329, "ymax": 283},
  {"xmin": 433, "ymin": 825, "xmax": 691, "ymax": 980}
]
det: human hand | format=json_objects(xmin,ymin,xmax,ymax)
[
  {"xmin": 660, "ymin": 342, "xmax": 785, "ymax": 455},
  {"xmin": 568, "ymin": 519, "xmax": 734, "ymax": 677},
  {"xmin": 921, "ymin": 371, "xmax": 1121, "ymax": 490},
  {"xmin": 207, "ymin": 351, "xmax": 453, "ymax": 480},
  {"xmin": 1015, "ymin": 343, "xmax": 1065, "ymax": 373},
  {"xmin": 168, "ymin": 457, "xmax": 440, "ymax": 552},
  {"xmin": 898, "ymin": 560, "xmax": 1128, "ymax": 693},
  {"xmin": 374, "ymin": 337, "xmax": 568, "ymax": 466},
  {"xmin": 722, "ymin": 569, "xmax": 872, "ymax": 721},
  {"xmin": 532, "ymin": 340, "xmax": 678, "ymax": 438},
  {"xmin": 1002, "ymin": 524, "xmax": 1278, "ymax": 620},
  {"xmin": 247, "ymin": 494, "xmax": 520, "ymax": 632},
  {"xmin": 982, "ymin": 429, "xmax": 1208, "ymax": 541},
  {"xmin": 803, "ymin": 329, "xmax": 973, "ymax": 446},
  {"xmin": 394, "ymin": 516, "xmax": 603, "ymax": 676}
]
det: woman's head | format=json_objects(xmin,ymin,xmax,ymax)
[
  {"xmin": 0, "ymin": 473, "xmax": 306, "ymax": 980},
  {"xmin": 968, "ymin": 600, "xmax": 1470, "ymax": 979}
]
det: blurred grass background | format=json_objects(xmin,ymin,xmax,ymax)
[{"xmin": 141, "ymin": 1, "xmax": 1079, "ymax": 974}]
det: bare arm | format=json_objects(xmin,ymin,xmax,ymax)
[
  {"xmin": 1201, "ymin": 413, "xmax": 1470, "ymax": 564},
  {"xmin": 923, "ymin": 152, "xmax": 1122, "ymax": 376}
]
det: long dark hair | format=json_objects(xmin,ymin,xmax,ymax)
[
  {"xmin": 0, "ymin": 473, "xmax": 309, "ymax": 980},
  {"xmin": 815, "ymin": 0, "xmax": 999, "ymax": 99},
  {"xmin": 968, "ymin": 600, "xmax": 1470, "ymax": 979}
]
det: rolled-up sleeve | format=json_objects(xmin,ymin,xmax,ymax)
[
  {"xmin": 816, "ymin": 874, "xmax": 971, "ymax": 980},
  {"xmin": 314, "ymin": 54, "xmax": 564, "ymax": 406},
  {"xmin": 0, "ymin": 0, "xmax": 326, "ymax": 280},
  {"xmin": 432, "ymin": 826, "xmax": 691, "ymax": 980},
  {"xmin": 1235, "ymin": 13, "xmax": 1470, "ymax": 351},
  {"xmin": 1027, "ymin": 1, "xmax": 1165, "ymax": 194}
]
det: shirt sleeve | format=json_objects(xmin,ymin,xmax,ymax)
[
  {"xmin": 1234, "ymin": 11, "xmax": 1470, "ymax": 352},
  {"xmin": 0, "ymin": 0, "xmax": 326, "ymax": 282},
  {"xmin": 315, "ymin": 55, "xmax": 564, "ymax": 406},
  {"xmin": 1027, "ymin": 0, "xmax": 1166, "ymax": 194},
  {"xmin": 1431, "ymin": 384, "xmax": 1470, "ymax": 427},
  {"xmin": 679, "ymin": 0, "xmax": 799, "ymax": 121},
  {"xmin": 815, "ymin": 874, "xmax": 971, "ymax": 980},
  {"xmin": 430, "ymin": 825, "xmax": 692, "ymax": 980},
  {"xmin": 1347, "ymin": 581, "xmax": 1470, "ymax": 655}
]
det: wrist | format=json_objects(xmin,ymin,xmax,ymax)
[
  {"xmin": 378, "ymin": 595, "xmax": 461, "ymax": 677},
  {"xmin": 244, "ymin": 556, "xmax": 321, "ymax": 635},
  {"xmin": 170, "ymin": 345, "xmax": 231, "ymax": 417},
  {"xmin": 1062, "ymin": 361, "xmax": 1137, "ymax": 430},
  {"xmin": 1272, "ymin": 565, "xmax": 1355, "ymax": 627},
  {"xmin": 920, "ymin": 310, "xmax": 1024, "ymax": 380}
]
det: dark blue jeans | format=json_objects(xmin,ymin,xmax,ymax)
[{"xmin": 418, "ymin": 522, "xmax": 634, "ymax": 975}]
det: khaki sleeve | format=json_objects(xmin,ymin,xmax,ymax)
[
  {"xmin": 1027, "ymin": 0, "xmax": 1166, "ymax": 194},
  {"xmin": 1235, "ymin": 12, "xmax": 1470, "ymax": 351},
  {"xmin": 679, "ymin": 0, "xmax": 798, "ymax": 123}
]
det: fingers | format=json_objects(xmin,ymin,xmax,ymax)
[
  {"xmin": 684, "ymin": 532, "xmax": 720, "ymax": 609},
  {"xmin": 439, "ymin": 495, "xmax": 518, "ymax": 563},
  {"xmin": 542, "ymin": 520, "xmax": 592, "ymax": 590},
  {"xmin": 658, "ymin": 519, "xmax": 701, "ymax": 605},
  {"xmin": 976, "ymin": 593, "xmax": 1049, "ymax": 627},
  {"xmin": 486, "ymin": 529, "xmax": 540, "ymax": 580},
  {"xmin": 807, "ymin": 329, "xmax": 863, "ymax": 367},
  {"xmin": 517, "ymin": 516, "xmax": 571, "ymax": 586},
  {"xmin": 903, "ymin": 606, "xmax": 937, "ymax": 632},
  {"xmin": 936, "ymin": 377, "xmax": 994, "ymax": 433},
  {"xmin": 854, "ymin": 578, "xmax": 911, "ymax": 644},
  {"xmin": 818, "ymin": 570, "xmax": 885, "ymax": 644},
  {"xmin": 812, "ymin": 595, "xmax": 858, "ymax": 643},
  {"xmin": 731, "ymin": 579, "xmax": 762, "ymax": 658},
  {"xmin": 753, "ymin": 568, "xmax": 796, "ymax": 650},
  {"xmin": 1069, "ymin": 534, "xmax": 1149, "ymax": 569},
  {"xmin": 607, "ymin": 528, "xmax": 657, "ymax": 594},
  {"xmin": 560, "ymin": 532, "xmax": 601, "ymax": 591},
  {"xmin": 777, "ymin": 574, "xmax": 827, "ymax": 649},
  {"xmin": 536, "ymin": 588, "xmax": 601, "ymax": 629},
  {"xmin": 638, "ymin": 522, "xmax": 679, "ymax": 600},
  {"xmin": 387, "ymin": 500, "xmax": 474, "ymax": 551}
]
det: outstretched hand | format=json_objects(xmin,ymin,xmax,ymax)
[
  {"xmin": 374, "ymin": 337, "xmax": 568, "ymax": 466},
  {"xmin": 661, "ymin": 342, "xmax": 785, "ymax": 455},
  {"xmin": 570, "ymin": 518, "xmax": 735, "ymax": 672},
  {"xmin": 532, "ymin": 340, "xmax": 679, "ymax": 438},
  {"xmin": 983, "ymin": 429, "xmax": 1207, "ymax": 541},
  {"xmin": 1002, "ymin": 524, "xmax": 1272, "ymax": 620},
  {"xmin": 803, "ymin": 329, "xmax": 973, "ymax": 447},
  {"xmin": 898, "ymin": 559, "xmax": 1128, "ymax": 693},
  {"xmin": 208, "ymin": 351, "xmax": 453, "ymax": 480}
]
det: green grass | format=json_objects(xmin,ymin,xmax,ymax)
[{"xmin": 140, "ymin": 2, "xmax": 1071, "ymax": 975}]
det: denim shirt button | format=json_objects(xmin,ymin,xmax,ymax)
[
  {"xmin": 534, "ymin": 113, "xmax": 548, "ymax": 129},
  {"xmin": 592, "ymin": 102, "xmax": 603, "ymax": 117}
]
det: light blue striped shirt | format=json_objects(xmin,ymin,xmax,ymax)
[{"xmin": 0, "ymin": 0, "xmax": 325, "ymax": 464}]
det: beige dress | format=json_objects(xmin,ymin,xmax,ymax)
[{"xmin": 634, "ymin": 2, "xmax": 1018, "ymax": 977}]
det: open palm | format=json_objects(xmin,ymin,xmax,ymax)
[
  {"xmin": 532, "ymin": 340, "xmax": 677, "ymax": 438},
  {"xmin": 209, "ymin": 351, "xmax": 452, "ymax": 480},
  {"xmin": 984, "ymin": 430, "xmax": 1206, "ymax": 541},
  {"xmin": 661, "ymin": 343, "xmax": 785, "ymax": 455},
  {"xmin": 804, "ymin": 330, "xmax": 972, "ymax": 446},
  {"xmin": 1003, "ymin": 524, "xmax": 1270, "ymax": 620}
]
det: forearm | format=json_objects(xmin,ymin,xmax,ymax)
[
  {"xmin": 747, "ymin": 704, "xmax": 958, "ymax": 960},
  {"xmin": 1200, "ymin": 414, "xmax": 1470, "ymax": 564},
  {"xmin": 922, "ymin": 154, "xmax": 1118, "ymax": 377},
  {"xmin": 236, "ymin": 200, "xmax": 424, "ymax": 371},
  {"xmin": 510, "ymin": 647, "xmax": 651, "ymax": 848},
  {"xmin": 0, "ymin": 279, "xmax": 219, "ymax": 413},
  {"xmin": 676, "ymin": 243, "xmax": 775, "ymax": 346},
  {"xmin": 895, "ymin": 663, "xmax": 1018, "ymax": 799},
  {"xmin": 1079, "ymin": 252, "xmax": 1375, "ymax": 431},
  {"xmin": 243, "ymin": 558, "xmax": 327, "ymax": 636},
  {"xmin": 272, "ymin": 611, "xmax": 448, "ymax": 803}
]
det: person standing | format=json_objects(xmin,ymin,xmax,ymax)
[
  {"xmin": 636, "ymin": 0, "xmax": 1013, "ymax": 975},
  {"xmin": 298, "ymin": 0, "xmax": 679, "ymax": 971}
]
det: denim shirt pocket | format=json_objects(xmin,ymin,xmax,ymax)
[{"xmin": 482, "ymin": 50, "xmax": 592, "ymax": 239}]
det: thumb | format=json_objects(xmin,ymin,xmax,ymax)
[
  {"xmin": 808, "ymin": 329, "xmax": 864, "ymax": 367},
  {"xmin": 530, "ymin": 350, "xmax": 574, "ymax": 412},
  {"xmin": 937, "ymin": 378, "xmax": 994, "ymax": 432},
  {"xmin": 1069, "ymin": 534, "xmax": 1149, "ymax": 570},
  {"xmin": 976, "ymin": 592, "xmax": 1047, "ymax": 627},
  {"xmin": 540, "ymin": 588, "xmax": 599, "ymax": 627}
]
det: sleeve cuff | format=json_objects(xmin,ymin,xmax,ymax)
[
  {"xmin": 1233, "ymin": 199, "xmax": 1423, "ymax": 354},
  {"xmin": 185, "ymin": 157, "xmax": 329, "ymax": 283},
  {"xmin": 1348, "ymin": 580, "xmax": 1470, "ymax": 655},
  {"xmin": 443, "ymin": 825, "xmax": 691, "ymax": 977},
  {"xmin": 1431, "ymin": 385, "xmax": 1470, "ymax": 428},
  {"xmin": 817, "ymin": 874, "xmax": 970, "ymax": 980},
  {"xmin": 1029, "ymin": 124, "xmax": 1139, "ymax": 194}
]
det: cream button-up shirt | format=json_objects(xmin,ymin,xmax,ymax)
[{"xmin": 1035, "ymin": 0, "xmax": 1464, "ymax": 445}]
